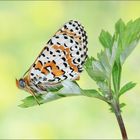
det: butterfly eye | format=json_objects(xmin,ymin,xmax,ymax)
[{"xmin": 19, "ymin": 79, "xmax": 26, "ymax": 88}]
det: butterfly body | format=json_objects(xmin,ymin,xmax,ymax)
[{"xmin": 16, "ymin": 20, "xmax": 88, "ymax": 96}]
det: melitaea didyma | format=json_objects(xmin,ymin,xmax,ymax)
[{"xmin": 16, "ymin": 20, "xmax": 88, "ymax": 104}]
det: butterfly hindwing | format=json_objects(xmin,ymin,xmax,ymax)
[{"xmin": 28, "ymin": 20, "xmax": 88, "ymax": 90}]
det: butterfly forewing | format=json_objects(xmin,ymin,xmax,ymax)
[{"xmin": 28, "ymin": 20, "xmax": 88, "ymax": 92}]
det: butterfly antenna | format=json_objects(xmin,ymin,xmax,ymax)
[{"xmin": 23, "ymin": 68, "xmax": 30, "ymax": 77}]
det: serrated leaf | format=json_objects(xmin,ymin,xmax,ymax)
[
  {"xmin": 125, "ymin": 18, "xmax": 140, "ymax": 45},
  {"xmin": 115, "ymin": 18, "xmax": 140, "ymax": 65},
  {"xmin": 119, "ymin": 82, "xmax": 136, "ymax": 97},
  {"xmin": 85, "ymin": 49, "xmax": 115, "ymax": 82},
  {"xmin": 99, "ymin": 30, "xmax": 113, "ymax": 49},
  {"xmin": 18, "ymin": 95, "xmax": 44, "ymax": 108},
  {"xmin": 120, "ymin": 39, "xmax": 139, "ymax": 65}
]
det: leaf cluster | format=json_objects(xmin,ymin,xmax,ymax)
[{"xmin": 85, "ymin": 18, "xmax": 140, "ymax": 110}]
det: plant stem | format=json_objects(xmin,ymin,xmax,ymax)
[{"xmin": 111, "ymin": 100, "xmax": 128, "ymax": 140}]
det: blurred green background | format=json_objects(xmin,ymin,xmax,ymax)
[{"xmin": 0, "ymin": 1, "xmax": 140, "ymax": 139}]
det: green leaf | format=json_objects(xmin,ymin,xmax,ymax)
[
  {"xmin": 18, "ymin": 95, "xmax": 44, "ymax": 108},
  {"xmin": 119, "ymin": 82, "xmax": 136, "ymax": 97},
  {"xmin": 120, "ymin": 102, "xmax": 126, "ymax": 109},
  {"xmin": 115, "ymin": 18, "xmax": 140, "ymax": 65},
  {"xmin": 85, "ymin": 57, "xmax": 106, "ymax": 81},
  {"xmin": 112, "ymin": 60, "xmax": 122, "ymax": 95},
  {"xmin": 99, "ymin": 30, "xmax": 113, "ymax": 49},
  {"xmin": 19, "ymin": 81, "xmax": 82, "ymax": 108},
  {"xmin": 115, "ymin": 19, "xmax": 125, "ymax": 35},
  {"xmin": 82, "ymin": 89, "xmax": 107, "ymax": 102},
  {"xmin": 97, "ymin": 50, "xmax": 111, "ymax": 77},
  {"xmin": 114, "ymin": 19, "xmax": 125, "ymax": 58},
  {"xmin": 124, "ymin": 18, "xmax": 140, "ymax": 46},
  {"xmin": 120, "ymin": 18, "xmax": 140, "ymax": 64},
  {"xmin": 120, "ymin": 39, "xmax": 139, "ymax": 65},
  {"xmin": 97, "ymin": 81, "xmax": 109, "ymax": 95},
  {"xmin": 85, "ymin": 48, "xmax": 116, "ymax": 83},
  {"xmin": 19, "ymin": 93, "xmax": 69, "ymax": 108},
  {"xmin": 60, "ymin": 80, "xmax": 81, "ymax": 94}
]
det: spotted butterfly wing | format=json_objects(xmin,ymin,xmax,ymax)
[{"xmin": 17, "ymin": 20, "xmax": 88, "ymax": 94}]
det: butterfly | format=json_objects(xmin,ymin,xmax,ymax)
[{"xmin": 16, "ymin": 20, "xmax": 88, "ymax": 104}]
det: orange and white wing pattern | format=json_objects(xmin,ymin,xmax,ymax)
[{"xmin": 28, "ymin": 20, "xmax": 88, "ymax": 93}]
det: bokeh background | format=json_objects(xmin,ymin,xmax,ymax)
[{"xmin": 0, "ymin": 1, "xmax": 140, "ymax": 139}]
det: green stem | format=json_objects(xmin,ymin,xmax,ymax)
[
  {"xmin": 108, "ymin": 76, "xmax": 128, "ymax": 140},
  {"xmin": 111, "ymin": 100, "xmax": 128, "ymax": 140}
]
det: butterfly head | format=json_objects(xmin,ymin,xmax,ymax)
[
  {"xmin": 16, "ymin": 78, "xmax": 41, "ymax": 105},
  {"xmin": 16, "ymin": 78, "xmax": 26, "ymax": 90}
]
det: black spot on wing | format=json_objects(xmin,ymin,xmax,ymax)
[
  {"xmin": 69, "ymin": 73, "xmax": 74, "ymax": 77},
  {"xmin": 62, "ymin": 75, "xmax": 67, "ymax": 80},
  {"xmin": 31, "ymin": 73, "xmax": 34, "ymax": 76},
  {"xmin": 41, "ymin": 53, "xmax": 45, "ymax": 57}
]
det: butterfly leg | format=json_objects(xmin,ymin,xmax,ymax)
[{"xmin": 26, "ymin": 88, "xmax": 41, "ymax": 105}]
